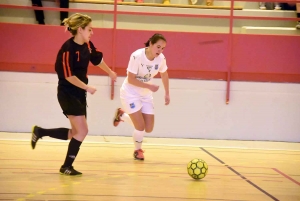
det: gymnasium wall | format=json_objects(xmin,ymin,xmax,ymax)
[{"xmin": 0, "ymin": 1, "xmax": 300, "ymax": 142}]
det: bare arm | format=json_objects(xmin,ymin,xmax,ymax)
[
  {"xmin": 66, "ymin": 76, "xmax": 96, "ymax": 94},
  {"xmin": 127, "ymin": 72, "xmax": 159, "ymax": 92},
  {"xmin": 97, "ymin": 60, "xmax": 117, "ymax": 81},
  {"xmin": 160, "ymin": 71, "xmax": 170, "ymax": 105},
  {"xmin": 160, "ymin": 71, "xmax": 169, "ymax": 95},
  {"xmin": 66, "ymin": 76, "xmax": 88, "ymax": 90}
]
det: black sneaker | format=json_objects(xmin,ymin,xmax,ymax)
[
  {"xmin": 31, "ymin": 125, "xmax": 41, "ymax": 149},
  {"xmin": 60, "ymin": 166, "xmax": 82, "ymax": 176}
]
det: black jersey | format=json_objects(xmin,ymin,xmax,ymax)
[{"xmin": 55, "ymin": 37, "xmax": 103, "ymax": 95}]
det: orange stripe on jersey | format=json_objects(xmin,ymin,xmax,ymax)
[
  {"xmin": 66, "ymin": 51, "xmax": 72, "ymax": 76},
  {"xmin": 62, "ymin": 52, "xmax": 68, "ymax": 78}
]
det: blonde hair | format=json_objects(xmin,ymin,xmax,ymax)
[{"xmin": 62, "ymin": 13, "xmax": 92, "ymax": 36}]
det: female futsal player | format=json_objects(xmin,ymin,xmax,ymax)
[
  {"xmin": 113, "ymin": 33, "xmax": 170, "ymax": 160},
  {"xmin": 31, "ymin": 13, "xmax": 117, "ymax": 176}
]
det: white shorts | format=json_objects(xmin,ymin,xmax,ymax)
[{"xmin": 120, "ymin": 96, "xmax": 154, "ymax": 115}]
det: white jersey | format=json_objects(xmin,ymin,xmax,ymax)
[{"xmin": 120, "ymin": 48, "xmax": 168, "ymax": 98}]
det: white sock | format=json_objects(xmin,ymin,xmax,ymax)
[
  {"xmin": 121, "ymin": 113, "xmax": 134, "ymax": 127},
  {"xmin": 133, "ymin": 129, "xmax": 144, "ymax": 150}
]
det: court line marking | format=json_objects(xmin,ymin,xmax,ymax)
[
  {"xmin": 1, "ymin": 139, "xmax": 300, "ymax": 152},
  {"xmin": 272, "ymin": 168, "xmax": 300, "ymax": 186},
  {"xmin": 200, "ymin": 147, "xmax": 279, "ymax": 201}
]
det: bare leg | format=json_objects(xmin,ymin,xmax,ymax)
[{"xmin": 60, "ymin": 115, "xmax": 88, "ymax": 175}]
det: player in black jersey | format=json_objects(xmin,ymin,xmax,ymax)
[{"xmin": 31, "ymin": 13, "xmax": 117, "ymax": 176}]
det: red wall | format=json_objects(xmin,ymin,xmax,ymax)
[{"xmin": 0, "ymin": 22, "xmax": 299, "ymax": 83}]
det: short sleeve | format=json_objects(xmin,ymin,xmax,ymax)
[
  {"xmin": 159, "ymin": 56, "xmax": 168, "ymax": 73},
  {"xmin": 88, "ymin": 41, "xmax": 103, "ymax": 66},
  {"xmin": 127, "ymin": 54, "xmax": 140, "ymax": 74}
]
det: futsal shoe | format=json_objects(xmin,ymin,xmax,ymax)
[
  {"xmin": 163, "ymin": 0, "xmax": 170, "ymax": 4},
  {"xmin": 31, "ymin": 125, "xmax": 41, "ymax": 149},
  {"xmin": 189, "ymin": 0, "xmax": 197, "ymax": 5},
  {"xmin": 134, "ymin": 149, "xmax": 144, "ymax": 160},
  {"xmin": 274, "ymin": 3, "xmax": 281, "ymax": 10},
  {"xmin": 259, "ymin": 2, "xmax": 266, "ymax": 9},
  {"xmin": 113, "ymin": 108, "xmax": 124, "ymax": 127},
  {"xmin": 60, "ymin": 166, "xmax": 82, "ymax": 176},
  {"xmin": 296, "ymin": 22, "xmax": 300, "ymax": 29}
]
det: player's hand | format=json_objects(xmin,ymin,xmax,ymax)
[
  {"xmin": 86, "ymin": 85, "xmax": 97, "ymax": 95},
  {"xmin": 148, "ymin": 84, "xmax": 159, "ymax": 92},
  {"xmin": 109, "ymin": 71, "xmax": 117, "ymax": 82},
  {"xmin": 165, "ymin": 94, "xmax": 170, "ymax": 105}
]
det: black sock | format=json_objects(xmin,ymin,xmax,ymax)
[
  {"xmin": 38, "ymin": 127, "xmax": 69, "ymax": 140},
  {"xmin": 297, "ymin": 13, "xmax": 300, "ymax": 18},
  {"xmin": 62, "ymin": 138, "xmax": 82, "ymax": 168}
]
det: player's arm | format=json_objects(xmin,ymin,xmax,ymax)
[
  {"xmin": 160, "ymin": 71, "xmax": 170, "ymax": 105},
  {"xmin": 65, "ymin": 76, "xmax": 89, "ymax": 91},
  {"xmin": 65, "ymin": 76, "xmax": 96, "ymax": 94},
  {"xmin": 89, "ymin": 41, "xmax": 117, "ymax": 81},
  {"xmin": 127, "ymin": 72, "xmax": 159, "ymax": 92},
  {"xmin": 60, "ymin": 48, "xmax": 96, "ymax": 94},
  {"xmin": 97, "ymin": 60, "xmax": 117, "ymax": 82},
  {"xmin": 127, "ymin": 54, "xmax": 158, "ymax": 92}
]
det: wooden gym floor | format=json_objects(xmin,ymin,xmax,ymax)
[{"xmin": 0, "ymin": 132, "xmax": 299, "ymax": 201}]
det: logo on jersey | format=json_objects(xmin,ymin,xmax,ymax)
[
  {"xmin": 155, "ymin": 64, "xmax": 158, "ymax": 70},
  {"xmin": 130, "ymin": 103, "xmax": 135, "ymax": 109},
  {"xmin": 146, "ymin": 65, "xmax": 152, "ymax": 72}
]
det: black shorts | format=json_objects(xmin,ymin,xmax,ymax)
[{"xmin": 57, "ymin": 88, "xmax": 87, "ymax": 118}]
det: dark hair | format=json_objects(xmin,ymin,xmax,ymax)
[{"xmin": 144, "ymin": 33, "xmax": 167, "ymax": 47}]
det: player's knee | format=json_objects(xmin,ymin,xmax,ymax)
[
  {"xmin": 145, "ymin": 127, "xmax": 153, "ymax": 133},
  {"xmin": 68, "ymin": 129, "xmax": 74, "ymax": 139},
  {"xmin": 77, "ymin": 127, "xmax": 88, "ymax": 136},
  {"xmin": 135, "ymin": 125, "xmax": 145, "ymax": 131}
]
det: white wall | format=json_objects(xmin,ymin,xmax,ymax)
[{"xmin": 1, "ymin": 72, "xmax": 299, "ymax": 142}]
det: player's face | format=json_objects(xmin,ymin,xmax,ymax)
[
  {"xmin": 80, "ymin": 22, "xmax": 93, "ymax": 43},
  {"xmin": 150, "ymin": 39, "xmax": 166, "ymax": 57}
]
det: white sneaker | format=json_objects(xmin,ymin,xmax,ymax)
[
  {"xmin": 259, "ymin": 2, "xmax": 266, "ymax": 10},
  {"xmin": 274, "ymin": 3, "xmax": 281, "ymax": 10},
  {"xmin": 296, "ymin": 22, "xmax": 300, "ymax": 30},
  {"xmin": 189, "ymin": 0, "xmax": 197, "ymax": 5}
]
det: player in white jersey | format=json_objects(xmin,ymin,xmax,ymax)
[{"xmin": 113, "ymin": 33, "xmax": 170, "ymax": 160}]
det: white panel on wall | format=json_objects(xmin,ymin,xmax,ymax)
[{"xmin": 1, "ymin": 72, "xmax": 300, "ymax": 142}]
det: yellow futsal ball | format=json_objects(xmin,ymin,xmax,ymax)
[{"xmin": 187, "ymin": 158, "xmax": 208, "ymax": 180}]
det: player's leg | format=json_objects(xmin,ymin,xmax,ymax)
[
  {"xmin": 130, "ymin": 97, "xmax": 155, "ymax": 160},
  {"xmin": 142, "ymin": 113, "xmax": 154, "ymax": 134},
  {"xmin": 31, "ymin": 89, "xmax": 80, "ymax": 149},
  {"xmin": 141, "ymin": 96, "xmax": 155, "ymax": 134},
  {"xmin": 128, "ymin": 110, "xmax": 146, "ymax": 160},
  {"xmin": 296, "ymin": 3, "xmax": 300, "ymax": 29},
  {"xmin": 31, "ymin": 0, "xmax": 45, "ymax": 24},
  {"xmin": 113, "ymin": 108, "xmax": 134, "ymax": 127},
  {"xmin": 60, "ymin": 0, "xmax": 69, "ymax": 25},
  {"xmin": 31, "ymin": 126, "xmax": 69, "ymax": 149},
  {"xmin": 60, "ymin": 115, "xmax": 88, "ymax": 176}
]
